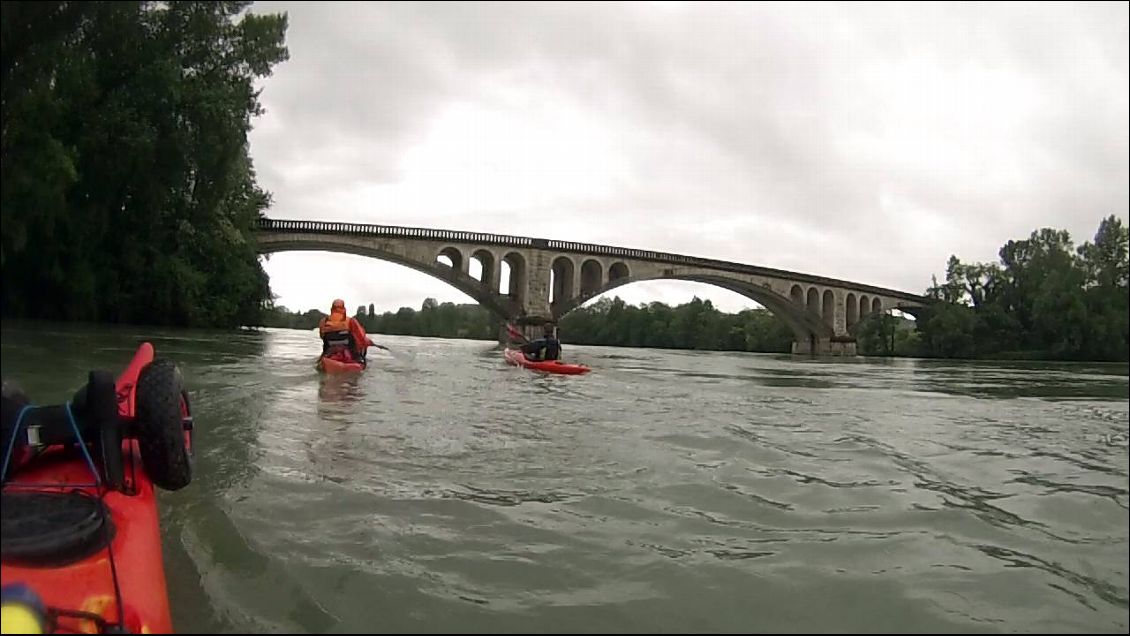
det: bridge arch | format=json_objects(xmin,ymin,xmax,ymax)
[
  {"xmin": 436, "ymin": 246, "xmax": 464, "ymax": 272},
  {"xmin": 848, "ymin": 296, "xmax": 894, "ymax": 335},
  {"xmin": 581, "ymin": 259, "xmax": 603, "ymax": 295},
  {"xmin": 822, "ymin": 289, "xmax": 835, "ymax": 329},
  {"xmin": 553, "ymin": 274, "xmax": 834, "ymax": 342},
  {"xmin": 851, "ymin": 305, "xmax": 890, "ymax": 337},
  {"xmin": 551, "ymin": 256, "xmax": 576, "ymax": 305},
  {"xmin": 470, "ymin": 248, "xmax": 496, "ymax": 291},
  {"xmin": 256, "ymin": 238, "xmax": 515, "ymax": 319},
  {"xmin": 502, "ymin": 251, "xmax": 527, "ymax": 305}
]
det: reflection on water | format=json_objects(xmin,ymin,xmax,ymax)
[
  {"xmin": 1, "ymin": 323, "xmax": 1127, "ymax": 634},
  {"xmin": 317, "ymin": 373, "xmax": 365, "ymax": 404}
]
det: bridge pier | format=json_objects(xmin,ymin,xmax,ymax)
[{"xmin": 792, "ymin": 336, "xmax": 857, "ymax": 356}]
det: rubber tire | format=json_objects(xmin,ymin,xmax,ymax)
[{"xmin": 135, "ymin": 359, "xmax": 191, "ymax": 491}]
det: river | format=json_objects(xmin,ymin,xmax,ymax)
[{"xmin": 1, "ymin": 323, "xmax": 1127, "ymax": 633}]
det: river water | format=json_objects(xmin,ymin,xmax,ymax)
[{"xmin": 1, "ymin": 324, "xmax": 1127, "ymax": 633}]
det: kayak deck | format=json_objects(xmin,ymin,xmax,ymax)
[{"xmin": 0, "ymin": 343, "xmax": 173, "ymax": 634}]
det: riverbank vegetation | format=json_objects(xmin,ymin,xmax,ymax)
[{"xmin": 1, "ymin": 1, "xmax": 288, "ymax": 326}]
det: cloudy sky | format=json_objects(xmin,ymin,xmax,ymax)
[{"xmin": 247, "ymin": 1, "xmax": 1128, "ymax": 315}]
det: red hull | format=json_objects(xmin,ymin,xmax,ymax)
[
  {"xmin": 1, "ymin": 343, "xmax": 174, "ymax": 634},
  {"xmin": 503, "ymin": 348, "xmax": 591, "ymax": 375},
  {"xmin": 317, "ymin": 355, "xmax": 365, "ymax": 373}
]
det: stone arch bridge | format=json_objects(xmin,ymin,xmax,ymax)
[{"xmin": 255, "ymin": 218, "xmax": 927, "ymax": 355}]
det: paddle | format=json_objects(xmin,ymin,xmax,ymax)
[
  {"xmin": 369, "ymin": 342, "xmax": 414, "ymax": 362},
  {"xmin": 505, "ymin": 323, "xmax": 529, "ymax": 344}
]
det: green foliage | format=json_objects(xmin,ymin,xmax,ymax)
[
  {"xmin": 260, "ymin": 304, "xmax": 323, "ymax": 330},
  {"xmin": 917, "ymin": 216, "xmax": 1129, "ymax": 361},
  {"xmin": 359, "ymin": 298, "xmax": 498, "ymax": 341},
  {"xmin": 1, "ymin": 1, "xmax": 288, "ymax": 327},
  {"xmin": 857, "ymin": 313, "xmax": 920, "ymax": 357},
  {"xmin": 560, "ymin": 296, "xmax": 794, "ymax": 353}
]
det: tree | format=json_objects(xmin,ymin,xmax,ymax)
[
  {"xmin": 1, "ymin": 1, "xmax": 289, "ymax": 327},
  {"xmin": 857, "ymin": 313, "xmax": 895, "ymax": 356},
  {"xmin": 915, "ymin": 216, "xmax": 1127, "ymax": 361},
  {"xmin": 1076, "ymin": 215, "xmax": 1130, "ymax": 360}
]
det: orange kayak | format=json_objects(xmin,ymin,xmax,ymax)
[
  {"xmin": 503, "ymin": 348, "xmax": 591, "ymax": 375},
  {"xmin": 1, "ymin": 342, "xmax": 192, "ymax": 634}
]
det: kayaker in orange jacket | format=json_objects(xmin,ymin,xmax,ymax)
[{"xmin": 319, "ymin": 299, "xmax": 374, "ymax": 364}]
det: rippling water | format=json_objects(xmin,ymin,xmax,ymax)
[{"xmin": 2, "ymin": 324, "xmax": 1127, "ymax": 633}]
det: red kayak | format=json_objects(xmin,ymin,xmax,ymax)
[
  {"xmin": 1, "ymin": 343, "xmax": 192, "ymax": 634},
  {"xmin": 316, "ymin": 355, "xmax": 365, "ymax": 373},
  {"xmin": 504, "ymin": 348, "xmax": 591, "ymax": 375}
]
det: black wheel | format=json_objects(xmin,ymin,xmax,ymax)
[{"xmin": 135, "ymin": 359, "xmax": 191, "ymax": 491}]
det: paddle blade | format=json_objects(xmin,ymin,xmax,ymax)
[{"xmin": 372, "ymin": 343, "xmax": 414, "ymax": 362}]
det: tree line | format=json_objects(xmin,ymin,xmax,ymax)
[
  {"xmin": 262, "ymin": 296, "xmax": 798, "ymax": 354},
  {"xmin": 1, "ymin": 1, "xmax": 288, "ymax": 327},
  {"xmin": 558, "ymin": 296, "xmax": 795, "ymax": 352},
  {"xmin": 913, "ymin": 215, "xmax": 1127, "ymax": 361},
  {"xmin": 261, "ymin": 299, "xmax": 498, "ymax": 341}
]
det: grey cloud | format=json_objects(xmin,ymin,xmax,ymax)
[{"xmin": 247, "ymin": 1, "xmax": 1127, "ymax": 308}]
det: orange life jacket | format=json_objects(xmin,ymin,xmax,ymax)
[{"xmin": 320, "ymin": 311, "xmax": 353, "ymax": 355}]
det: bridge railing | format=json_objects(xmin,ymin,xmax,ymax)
[
  {"xmin": 257, "ymin": 218, "xmax": 536, "ymax": 248},
  {"xmin": 256, "ymin": 218, "xmax": 925, "ymax": 302}
]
